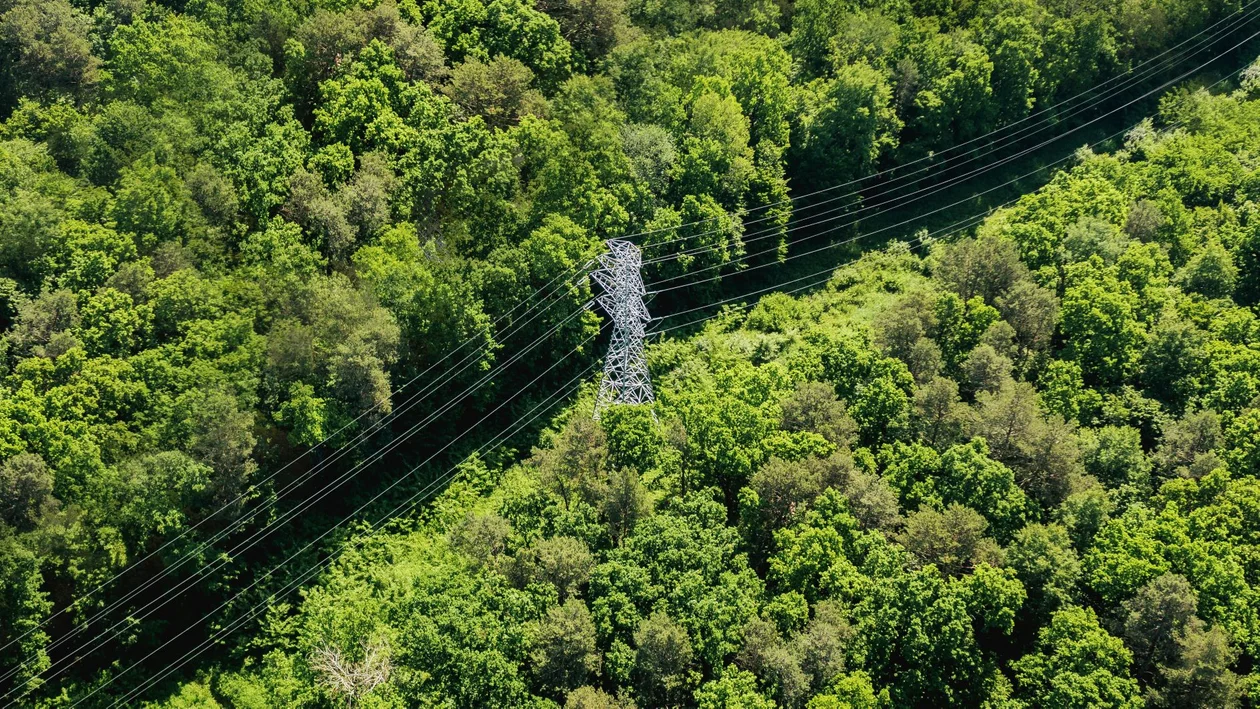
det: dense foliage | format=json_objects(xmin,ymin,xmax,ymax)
[
  {"xmin": 142, "ymin": 82, "xmax": 1260, "ymax": 707},
  {"xmin": 0, "ymin": 0, "xmax": 1255, "ymax": 704}
]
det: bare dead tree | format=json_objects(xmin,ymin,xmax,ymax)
[{"xmin": 311, "ymin": 638, "xmax": 392, "ymax": 708}]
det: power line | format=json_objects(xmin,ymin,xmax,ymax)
[
  {"xmin": 0, "ymin": 255, "xmax": 593, "ymax": 665},
  {"xmin": 89, "ymin": 218, "xmax": 972, "ymax": 705},
  {"xmin": 86, "ymin": 72, "xmax": 1244, "ymax": 696},
  {"xmin": 646, "ymin": 66, "xmax": 1256, "ymax": 335},
  {"xmin": 67, "ymin": 331, "xmax": 605, "ymax": 708},
  {"xmin": 0, "ymin": 298, "xmax": 599, "ymax": 701},
  {"xmin": 12, "ymin": 14, "xmax": 1260, "ymax": 700},
  {"xmin": 100, "ymin": 358, "xmax": 602, "ymax": 708},
  {"xmin": 57, "ymin": 141, "xmax": 1052, "ymax": 705},
  {"xmin": 642, "ymin": 28, "xmax": 1260, "ymax": 297},
  {"xmin": 625, "ymin": 3, "xmax": 1260, "ymax": 293},
  {"xmin": 619, "ymin": 2, "xmax": 1260, "ymax": 251},
  {"xmin": 638, "ymin": 0, "xmax": 1260, "ymax": 270}
]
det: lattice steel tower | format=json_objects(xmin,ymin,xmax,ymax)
[{"xmin": 592, "ymin": 239, "xmax": 654, "ymax": 418}]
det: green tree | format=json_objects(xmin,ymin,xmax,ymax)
[
  {"xmin": 0, "ymin": 452, "xmax": 54, "ymax": 531},
  {"xmin": 105, "ymin": 14, "xmax": 229, "ymax": 106},
  {"xmin": 670, "ymin": 90, "xmax": 755, "ymax": 211},
  {"xmin": 445, "ymin": 56, "xmax": 546, "ymax": 130},
  {"xmin": 975, "ymin": 0, "xmax": 1044, "ymax": 123},
  {"xmin": 853, "ymin": 563, "xmax": 1010, "ymax": 706},
  {"xmin": 284, "ymin": 2, "xmax": 447, "ymax": 115},
  {"xmin": 53, "ymin": 221, "xmax": 137, "ymax": 293},
  {"xmin": 313, "ymin": 40, "xmax": 447, "ymax": 155},
  {"xmin": 0, "ymin": 534, "xmax": 51, "ymax": 698},
  {"xmin": 533, "ymin": 599, "xmax": 602, "ymax": 696},
  {"xmin": 514, "ymin": 536, "xmax": 595, "ymax": 599},
  {"xmin": 1140, "ymin": 315, "xmax": 1207, "ymax": 412},
  {"xmin": 1121, "ymin": 573, "xmax": 1199, "ymax": 681},
  {"xmin": 740, "ymin": 456, "xmax": 825, "ymax": 567},
  {"xmin": 973, "ymin": 380, "xmax": 1081, "ymax": 510},
  {"xmin": 915, "ymin": 376, "xmax": 969, "ymax": 450},
  {"xmin": 898, "ymin": 28, "xmax": 996, "ymax": 156},
  {"xmin": 565, "ymin": 685, "xmax": 635, "ymax": 708},
  {"xmin": 1081, "ymin": 425, "xmax": 1152, "ymax": 496},
  {"xmin": 1149, "ymin": 624, "xmax": 1240, "ymax": 709},
  {"xmin": 850, "ymin": 375, "xmax": 911, "ymax": 446},
  {"xmin": 110, "ymin": 159, "xmax": 194, "ymax": 254},
  {"xmin": 695, "ymin": 666, "xmax": 776, "ymax": 709},
  {"xmin": 0, "ymin": 0, "xmax": 99, "ymax": 105},
  {"xmin": 1006, "ymin": 523, "xmax": 1081, "ymax": 623},
  {"xmin": 634, "ymin": 611, "xmax": 697, "ymax": 705},
  {"xmin": 931, "ymin": 232, "xmax": 1030, "ymax": 305},
  {"xmin": 936, "ymin": 439, "xmax": 1028, "ymax": 541},
  {"xmin": 779, "ymin": 381, "xmax": 857, "ymax": 446},
  {"xmin": 1177, "ymin": 240, "xmax": 1237, "ymax": 299},
  {"xmin": 1012, "ymin": 606, "xmax": 1142, "ymax": 709},
  {"xmin": 418, "ymin": 0, "xmax": 574, "ymax": 88},
  {"xmin": 790, "ymin": 62, "xmax": 900, "ymax": 187},
  {"xmin": 79, "ymin": 287, "xmax": 150, "ymax": 355},
  {"xmin": 1060, "ymin": 261, "xmax": 1147, "ymax": 386},
  {"xmin": 1152, "ymin": 410, "xmax": 1221, "ymax": 481},
  {"xmin": 899, "ymin": 504, "xmax": 1003, "ymax": 578},
  {"xmin": 353, "ymin": 224, "xmax": 494, "ymax": 392},
  {"xmin": 788, "ymin": 0, "xmax": 858, "ymax": 76},
  {"xmin": 805, "ymin": 672, "xmax": 881, "ymax": 708},
  {"xmin": 536, "ymin": 0, "xmax": 632, "ymax": 66},
  {"xmin": 1036, "ymin": 13, "xmax": 1117, "ymax": 105}
]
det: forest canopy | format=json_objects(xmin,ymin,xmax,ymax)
[
  {"xmin": 0, "ymin": 0, "xmax": 1258, "ymax": 706},
  {"xmin": 182, "ymin": 81, "xmax": 1260, "ymax": 708}
]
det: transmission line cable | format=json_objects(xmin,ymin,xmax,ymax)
[
  {"xmin": 71, "ymin": 177, "xmax": 1047, "ymax": 706},
  {"xmin": 104, "ymin": 59, "xmax": 1260, "ymax": 702},
  {"xmin": 630, "ymin": 2, "xmax": 1260, "ymax": 270},
  {"xmin": 618, "ymin": 2, "xmax": 1260, "ymax": 248},
  {"xmin": 91, "ymin": 219, "xmax": 973, "ymax": 706},
  {"xmin": 102, "ymin": 359, "xmax": 601, "ymax": 708},
  {"xmin": 651, "ymin": 214, "xmax": 984, "ymax": 335},
  {"xmin": 647, "ymin": 69, "xmax": 1253, "ymax": 333},
  {"xmin": 0, "ymin": 269, "xmax": 593, "ymax": 692},
  {"xmin": 23, "ymin": 308, "xmax": 594, "ymax": 700},
  {"xmin": 86, "ymin": 86, "xmax": 1235, "ymax": 696},
  {"xmin": 12, "ymin": 13, "xmax": 1260, "ymax": 699},
  {"xmin": 0, "ymin": 257, "xmax": 593, "ymax": 663},
  {"xmin": 640, "ymin": 0, "xmax": 1260, "ymax": 271},
  {"xmin": 0, "ymin": 298, "xmax": 601, "ymax": 700},
  {"xmin": 643, "ymin": 29, "xmax": 1260, "ymax": 296},
  {"xmin": 68, "ymin": 332, "xmax": 603, "ymax": 708}
]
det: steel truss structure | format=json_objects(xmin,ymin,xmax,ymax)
[{"xmin": 592, "ymin": 239, "xmax": 654, "ymax": 418}]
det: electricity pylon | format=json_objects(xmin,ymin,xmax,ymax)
[{"xmin": 591, "ymin": 239, "xmax": 654, "ymax": 418}]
